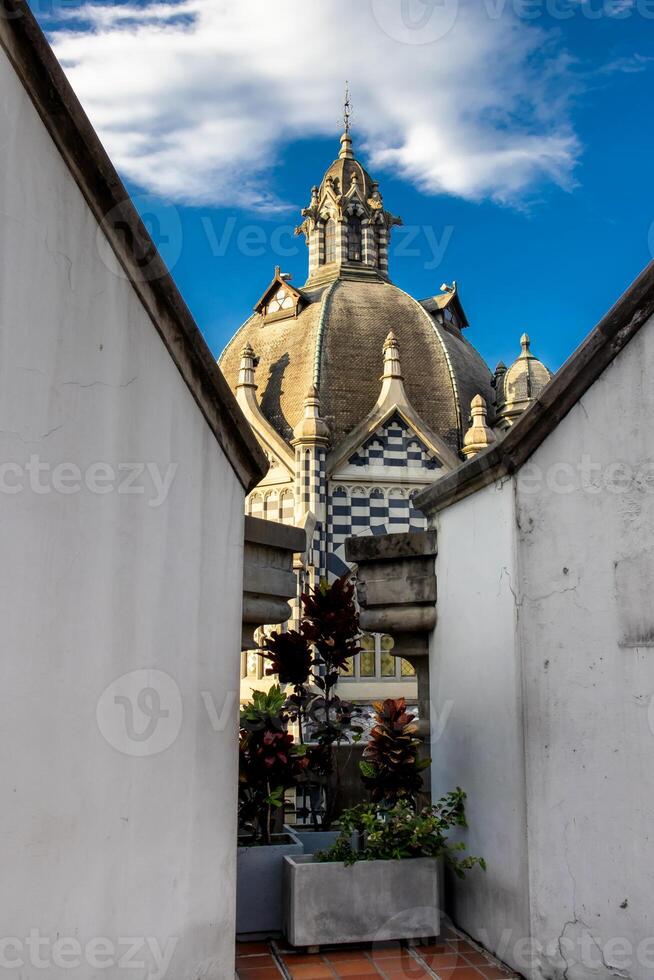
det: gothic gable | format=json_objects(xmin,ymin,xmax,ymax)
[{"xmin": 347, "ymin": 413, "xmax": 442, "ymax": 471}]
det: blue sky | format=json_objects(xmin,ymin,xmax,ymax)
[{"xmin": 36, "ymin": 0, "xmax": 654, "ymax": 374}]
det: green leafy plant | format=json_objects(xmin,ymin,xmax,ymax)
[
  {"xmin": 238, "ymin": 685, "xmax": 308, "ymax": 845},
  {"xmin": 316, "ymin": 791, "xmax": 486, "ymax": 879},
  {"xmin": 359, "ymin": 697, "xmax": 430, "ymax": 806},
  {"xmin": 260, "ymin": 576, "xmax": 363, "ymax": 829}
]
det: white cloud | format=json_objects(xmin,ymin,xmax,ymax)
[{"xmin": 46, "ymin": 0, "xmax": 582, "ymax": 210}]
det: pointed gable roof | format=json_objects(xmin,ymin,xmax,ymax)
[{"xmin": 253, "ymin": 267, "xmax": 308, "ymax": 319}]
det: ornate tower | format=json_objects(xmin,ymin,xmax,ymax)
[{"xmin": 295, "ymin": 127, "xmax": 402, "ymax": 287}]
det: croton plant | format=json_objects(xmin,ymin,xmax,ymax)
[
  {"xmin": 359, "ymin": 696, "xmax": 431, "ymax": 807},
  {"xmin": 238, "ymin": 686, "xmax": 308, "ymax": 845},
  {"xmin": 258, "ymin": 576, "xmax": 363, "ymax": 830}
]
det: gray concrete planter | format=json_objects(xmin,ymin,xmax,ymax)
[
  {"xmin": 283, "ymin": 854, "xmax": 441, "ymax": 947},
  {"xmin": 237, "ymin": 831, "xmax": 303, "ymax": 937},
  {"xmin": 284, "ymin": 826, "xmax": 341, "ymax": 855}
]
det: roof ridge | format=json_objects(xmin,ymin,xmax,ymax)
[
  {"xmin": 312, "ymin": 280, "xmax": 339, "ymax": 389},
  {"xmin": 395, "ymin": 284, "xmax": 463, "ymax": 446}
]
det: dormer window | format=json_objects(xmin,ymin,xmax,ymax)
[
  {"xmin": 348, "ymin": 215, "xmax": 362, "ymax": 262},
  {"xmin": 254, "ymin": 268, "xmax": 307, "ymax": 322},
  {"xmin": 268, "ymin": 287, "xmax": 294, "ymax": 314}
]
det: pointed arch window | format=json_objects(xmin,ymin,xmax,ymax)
[
  {"xmin": 324, "ymin": 218, "xmax": 336, "ymax": 264},
  {"xmin": 348, "ymin": 215, "xmax": 362, "ymax": 262}
]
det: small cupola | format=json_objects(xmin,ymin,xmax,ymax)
[
  {"xmin": 496, "ymin": 333, "xmax": 552, "ymax": 431},
  {"xmin": 295, "ymin": 94, "xmax": 402, "ymax": 287}
]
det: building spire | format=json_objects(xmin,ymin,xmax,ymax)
[
  {"xmin": 343, "ymin": 80, "xmax": 351, "ymax": 134},
  {"xmin": 339, "ymin": 81, "xmax": 354, "ymax": 160}
]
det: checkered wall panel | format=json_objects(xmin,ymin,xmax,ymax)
[
  {"xmin": 327, "ymin": 483, "xmax": 427, "ymax": 579},
  {"xmin": 348, "ymin": 413, "xmax": 442, "ymax": 470}
]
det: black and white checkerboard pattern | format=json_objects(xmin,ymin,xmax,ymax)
[
  {"xmin": 348, "ymin": 413, "xmax": 442, "ymax": 470},
  {"xmin": 296, "ymin": 445, "xmax": 328, "ymax": 582},
  {"xmin": 326, "ymin": 484, "xmax": 427, "ymax": 580}
]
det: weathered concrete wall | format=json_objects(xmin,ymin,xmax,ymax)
[
  {"xmin": 430, "ymin": 479, "xmax": 531, "ymax": 972},
  {"xmin": 0, "ymin": 47, "xmax": 244, "ymax": 979},
  {"xmin": 516, "ymin": 312, "xmax": 654, "ymax": 980}
]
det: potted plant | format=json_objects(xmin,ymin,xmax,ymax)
[
  {"xmin": 283, "ymin": 791, "xmax": 486, "ymax": 947},
  {"xmin": 261, "ymin": 577, "xmax": 363, "ymax": 850},
  {"xmin": 236, "ymin": 686, "xmax": 307, "ymax": 936}
]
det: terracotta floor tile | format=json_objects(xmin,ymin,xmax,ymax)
[
  {"xmin": 370, "ymin": 946, "xmax": 406, "ymax": 959},
  {"xmin": 374, "ymin": 955, "xmax": 420, "ymax": 969},
  {"xmin": 237, "ymin": 955, "xmax": 277, "ymax": 968},
  {"xmin": 413, "ymin": 944, "xmax": 450, "ymax": 955},
  {"xmin": 237, "ymin": 942, "xmax": 273, "ymax": 955},
  {"xmin": 329, "ymin": 962, "xmax": 381, "ymax": 977},
  {"xmin": 379, "ymin": 971, "xmax": 432, "ymax": 980},
  {"xmin": 419, "ymin": 953, "xmax": 468, "ymax": 970},
  {"xmin": 333, "ymin": 976, "xmax": 382, "ymax": 980},
  {"xmin": 286, "ymin": 965, "xmax": 336, "ymax": 980},
  {"xmin": 476, "ymin": 969, "xmax": 514, "ymax": 979},
  {"xmin": 325, "ymin": 951, "xmax": 372, "ymax": 961},
  {"xmin": 462, "ymin": 953, "xmax": 492, "ymax": 967},
  {"xmin": 377, "ymin": 961, "xmax": 430, "ymax": 978},
  {"xmin": 283, "ymin": 955, "xmax": 330, "ymax": 966},
  {"xmin": 236, "ymin": 968, "xmax": 284, "ymax": 980},
  {"xmin": 446, "ymin": 970, "xmax": 484, "ymax": 980}
]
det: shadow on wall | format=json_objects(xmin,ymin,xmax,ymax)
[{"xmin": 261, "ymin": 352, "xmax": 292, "ymax": 440}]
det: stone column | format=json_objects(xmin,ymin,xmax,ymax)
[
  {"xmin": 292, "ymin": 387, "xmax": 330, "ymax": 590},
  {"xmin": 345, "ymin": 530, "xmax": 438, "ymax": 799}
]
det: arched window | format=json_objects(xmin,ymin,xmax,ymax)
[
  {"xmin": 348, "ymin": 216, "xmax": 362, "ymax": 262},
  {"xmin": 324, "ymin": 218, "xmax": 336, "ymax": 264}
]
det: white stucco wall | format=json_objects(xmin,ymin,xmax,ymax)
[
  {"xmin": 0, "ymin": 48, "xmax": 244, "ymax": 980},
  {"xmin": 430, "ymin": 478, "xmax": 531, "ymax": 972},
  {"xmin": 516, "ymin": 312, "xmax": 654, "ymax": 980}
]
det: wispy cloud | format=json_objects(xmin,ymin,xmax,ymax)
[
  {"xmin": 597, "ymin": 53, "xmax": 654, "ymax": 74},
  {"xmin": 46, "ymin": 0, "xmax": 583, "ymax": 211}
]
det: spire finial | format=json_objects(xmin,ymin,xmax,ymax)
[
  {"xmin": 343, "ymin": 80, "xmax": 352, "ymax": 135},
  {"xmin": 381, "ymin": 331, "xmax": 403, "ymax": 380},
  {"xmin": 462, "ymin": 394, "xmax": 496, "ymax": 459},
  {"xmin": 520, "ymin": 332, "xmax": 531, "ymax": 354},
  {"xmin": 292, "ymin": 386, "xmax": 330, "ymax": 445},
  {"xmin": 237, "ymin": 343, "xmax": 258, "ymax": 389},
  {"xmin": 339, "ymin": 82, "xmax": 354, "ymax": 160}
]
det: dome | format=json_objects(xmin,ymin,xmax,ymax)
[
  {"xmin": 496, "ymin": 333, "xmax": 551, "ymax": 429},
  {"xmin": 219, "ymin": 128, "xmax": 494, "ymax": 455},
  {"xmin": 319, "ymin": 132, "xmax": 375, "ymax": 202},
  {"xmin": 219, "ymin": 277, "xmax": 493, "ymax": 452}
]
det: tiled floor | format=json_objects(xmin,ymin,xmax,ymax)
[{"xmin": 236, "ymin": 929, "xmax": 520, "ymax": 980}]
